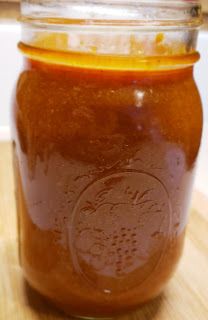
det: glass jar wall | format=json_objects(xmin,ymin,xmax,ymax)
[{"xmin": 12, "ymin": 0, "xmax": 202, "ymax": 318}]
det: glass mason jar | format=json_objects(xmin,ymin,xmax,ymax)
[{"xmin": 12, "ymin": 0, "xmax": 203, "ymax": 318}]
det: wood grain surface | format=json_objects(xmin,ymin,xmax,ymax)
[{"xmin": 0, "ymin": 142, "xmax": 208, "ymax": 320}]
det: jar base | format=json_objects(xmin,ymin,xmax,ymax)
[
  {"xmin": 71, "ymin": 316, "xmax": 113, "ymax": 320},
  {"xmin": 23, "ymin": 277, "xmax": 165, "ymax": 319}
]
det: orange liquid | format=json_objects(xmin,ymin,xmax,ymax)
[{"xmin": 12, "ymin": 44, "xmax": 202, "ymax": 317}]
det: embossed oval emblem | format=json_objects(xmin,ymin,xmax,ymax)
[{"xmin": 69, "ymin": 171, "xmax": 171, "ymax": 293}]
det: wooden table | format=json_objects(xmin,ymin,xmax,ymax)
[{"xmin": 0, "ymin": 142, "xmax": 208, "ymax": 320}]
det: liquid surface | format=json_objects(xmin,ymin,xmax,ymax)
[
  {"xmin": 19, "ymin": 41, "xmax": 199, "ymax": 71},
  {"xmin": 12, "ymin": 46, "xmax": 202, "ymax": 317}
]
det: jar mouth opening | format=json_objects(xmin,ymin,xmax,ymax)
[
  {"xmin": 21, "ymin": 0, "xmax": 202, "ymax": 29},
  {"xmin": 20, "ymin": 0, "xmax": 202, "ymax": 69}
]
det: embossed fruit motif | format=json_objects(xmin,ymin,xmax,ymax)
[{"xmin": 70, "ymin": 171, "xmax": 171, "ymax": 292}]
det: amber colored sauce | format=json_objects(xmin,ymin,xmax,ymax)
[{"xmin": 13, "ymin": 44, "xmax": 202, "ymax": 317}]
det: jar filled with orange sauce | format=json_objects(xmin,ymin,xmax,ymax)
[{"xmin": 12, "ymin": 0, "xmax": 203, "ymax": 318}]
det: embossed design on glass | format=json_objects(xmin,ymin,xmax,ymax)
[{"xmin": 70, "ymin": 171, "xmax": 171, "ymax": 293}]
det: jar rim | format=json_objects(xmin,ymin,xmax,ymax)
[
  {"xmin": 21, "ymin": 0, "xmax": 202, "ymax": 29},
  {"xmin": 19, "ymin": 0, "xmax": 202, "ymax": 69}
]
